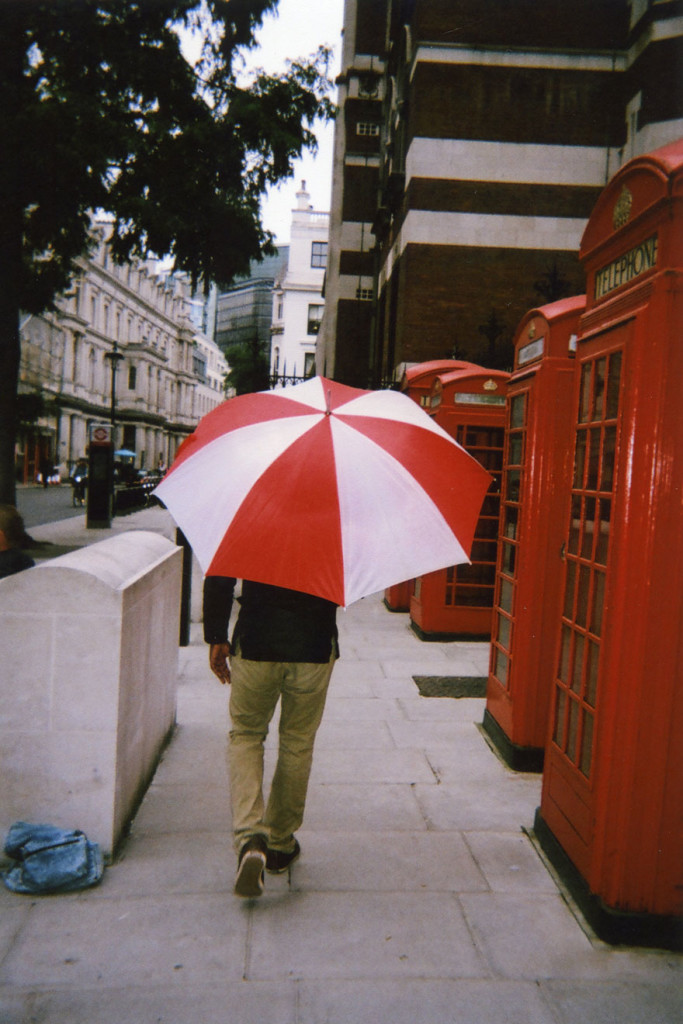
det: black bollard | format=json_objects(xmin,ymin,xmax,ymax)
[{"xmin": 176, "ymin": 528, "xmax": 192, "ymax": 647}]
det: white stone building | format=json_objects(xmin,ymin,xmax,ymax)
[
  {"xmin": 17, "ymin": 223, "xmax": 224, "ymax": 482},
  {"xmin": 192, "ymin": 330, "xmax": 229, "ymax": 419},
  {"xmin": 270, "ymin": 183, "xmax": 329, "ymax": 382}
]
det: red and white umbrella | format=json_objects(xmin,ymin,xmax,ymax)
[{"xmin": 154, "ymin": 376, "xmax": 492, "ymax": 606}]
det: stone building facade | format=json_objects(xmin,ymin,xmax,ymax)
[
  {"xmin": 17, "ymin": 224, "xmax": 226, "ymax": 482},
  {"xmin": 270, "ymin": 182, "xmax": 330, "ymax": 382},
  {"xmin": 318, "ymin": 0, "xmax": 683, "ymax": 385}
]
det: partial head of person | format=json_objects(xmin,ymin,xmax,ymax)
[{"xmin": 0, "ymin": 505, "xmax": 27, "ymax": 552}]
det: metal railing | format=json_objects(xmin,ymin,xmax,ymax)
[{"xmin": 268, "ymin": 373, "xmax": 400, "ymax": 392}]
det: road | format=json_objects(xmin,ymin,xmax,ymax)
[{"xmin": 16, "ymin": 484, "xmax": 85, "ymax": 529}]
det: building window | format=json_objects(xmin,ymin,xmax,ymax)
[
  {"xmin": 311, "ymin": 242, "xmax": 328, "ymax": 269},
  {"xmin": 357, "ymin": 122, "xmax": 380, "ymax": 137},
  {"xmin": 356, "ymin": 288, "xmax": 374, "ymax": 301},
  {"xmin": 128, "ymin": 365, "xmax": 137, "ymax": 391},
  {"xmin": 304, "ymin": 352, "xmax": 316, "ymax": 378},
  {"xmin": 307, "ymin": 304, "xmax": 324, "ymax": 335},
  {"xmin": 273, "ymin": 347, "xmax": 280, "ymax": 373}
]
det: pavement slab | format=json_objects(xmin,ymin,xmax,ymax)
[
  {"xmin": 0, "ymin": 893, "xmax": 248, "ymax": 989},
  {"xmin": 296, "ymin": 979, "xmax": 559, "ymax": 1024},
  {"xmin": 246, "ymin": 891, "xmax": 488, "ymax": 980},
  {"xmin": 290, "ymin": 830, "xmax": 488, "ymax": 893}
]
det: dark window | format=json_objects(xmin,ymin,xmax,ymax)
[
  {"xmin": 128, "ymin": 365, "xmax": 137, "ymax": 390},
  {"xmin": 307, "ymin": 304, "xmax": 324, "ymax": 334}
]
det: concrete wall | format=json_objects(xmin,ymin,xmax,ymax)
[{"xmin": 0, "ymin": 532, "xmax": 182, "ymax": 860}]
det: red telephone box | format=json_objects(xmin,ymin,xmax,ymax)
[
  {"xmin": 385, "ymin": 359, "xmax": 485, "ymax": 612},
  {"xmin": 400, "ymin": 359, "xmax": 483, "ymax": 408},
  {"xmin": 410, "ymin": 367, "xmax": 509, "ymax": 639},
  {"xmin": 536, "ymin": 140, "xmax": 683, "ymax": 948},
  {"xmin": 484, "ymin": 295, "xmax": 585, "ymax": 770}
]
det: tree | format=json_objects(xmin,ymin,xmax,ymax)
[
  {"xmin": 0, "ymin": 0, "xmax": 334, "ymax": 503},
  {"xmin": 477, "ymin": 309, "xmax": 512, "ymax": 370},
  {"xmin": 533, "ymin": 260, "xmax": 572, "ymax": 304},
  {"xmin": 224, "ymin": 335, "xmax": 270, "ymax": 396}
]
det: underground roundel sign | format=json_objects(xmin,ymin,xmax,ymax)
[{"xmin": 89, "ymin": 423, "xmax": 112, "ymax": 445}]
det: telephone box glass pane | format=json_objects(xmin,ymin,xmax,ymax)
[
  {"xmin": 564, "ymin": 561, "xmax": 576, "ymax": 619},
  {"xmin": 576, "ymin": 564, "xmax": 591, "ymax": 628},
  {"xmin": 459, "ymin": 563, "xmax": 496, "ymax": 586},
  {"xmin": 478, "ymin": 517, "xmax": 499, "ymax": 539},
  {"xmin": 471, "ymin": 540, "xmax": 497, "ymax": 562},
  {"xmin": 595, "ymin": 499, "xmax": 610, "ymax": 565},
  {"xmin": 581, "ymin": 497, "xmax": 596, "ymax": 559},
  {"xmin": 586, "ymin": 641, "xmax": 600, "ymax": 706},
  {"xmin": 483, "ymin": 449, "xmax": 505, "ymax": 472},
  {"xmin": 507, "ymin": 470, "xmax": 521, "ymax": 502},
  {"xmin": 504, "ymin": 506, "xmax": 518, "ymax": 540},
  {"xmin": 508, "ymin": 434, "xmax": 523, "ymax": 465},
  {"xmin": 600, "ymin": 425, "xmax": 617, "ymax": 490},
  {"xmin": 571, "ymin": 634, "xmax": 585, "ymax": 693},
  {"xmin": 502, "ymin": 541, "xmax": 516, "ymax": 574},
  {"xmin": 456, "ymin": 586, "xmax": 489, "ymax": 606},
  {"xmin": 574, "ymin": 432, "xmax": 586, "ymax": 488},
  {"xmin": 568, "ymin": 495, "xmax": 581, "ymax": 554},
  {"xmin": 510, "ymin": 394, "xmax": 526, "ymax": 429},
  {"xmin": 481, "ymin": 494, "xmax": 499, "ymax": 516},
  {"xmin": 590, "ymin": 571, "xmax": 605, "ymax": 635},
  {"xmin": 587, "ymin": 429, "xmax": 601, "ymax": 489},
  {"xmin": 497, "ymin": 613, "xmax": 511, "ymax": 649},
  {"xmin": 554, "ymin": 690, "xmax": 567, "ymax": 746},
  {"xmin": 499, "ymin": 578, "xmax": 513, "ymax": 612},
  {"xmin": 606, "ymin": 351, "xmax": 622, "ymax": 418},
  {"xmin": 579, "ymin": 713, "xmax": 594, "ymax": 776},
  {"xmin": 444, "ymin": 566, "xmax": 456, "ymax": 607},
  {"xmin": 493, "ymin": 648, "xmax": 508, "ymax": 686},
  {"xmin": 579, "ymin": 363, "xmax": 592, "ymax": 422},
  {"xmin": 558, "ymin": 625, "xmax": 571, "ymax": 682},
  {"xmin": 567, "ymin": 698, "xmax": 580, "ymax": 761},
  {"xmin": 594, "ymin": 357, "xmax": 607, "ymax": 419}
]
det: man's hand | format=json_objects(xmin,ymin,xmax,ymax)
[{"xmin": 209, "ymin": 642, "xmax": 231, "ymax": 685}]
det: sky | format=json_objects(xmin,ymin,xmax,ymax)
[{"xmin": 251, "ymin": 0, "xmax": 345, "ymax": 243}]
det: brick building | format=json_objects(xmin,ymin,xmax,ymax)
[{"xmin": 318, "ymin": 0, "xmax": 683, "ymax": 385}]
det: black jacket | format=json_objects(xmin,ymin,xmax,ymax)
[
  {"xmin": 0, "ymin": 549, "xmax": 35, "ymax": 580},
  {"xmin": 203, "ymin": 576, "xmax": 339, "ymax": 663}
]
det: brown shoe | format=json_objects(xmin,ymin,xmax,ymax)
[
  {"xmin": 234, "ymin": 835, "xmax": 267, "ymax": 898},
  {"xmin": 266, "ymin": 839, "xmax": 301, "ymax": 874}
]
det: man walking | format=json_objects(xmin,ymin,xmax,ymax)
[{"xmin": 203, "ymin": 576, "xmax": 339, "ymax": 898}]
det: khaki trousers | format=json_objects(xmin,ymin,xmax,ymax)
[{"xmin": 228, "ymin": 651, "xmax": 335, "ymax": 853}]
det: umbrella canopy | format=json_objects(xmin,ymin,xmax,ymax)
[
  {"xmin": 115, "ymin": 449, "xmax": 136, "ymax": 458},
  {"xmin": 154, "ymin": 376, "xmax": 492, "ymax": 606}
]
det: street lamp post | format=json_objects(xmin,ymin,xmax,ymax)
[
  {"xmin": 104, "ymin": 339, "xmax": 124, "ymax": 447},
  {"xmin": 103, "ymin": 340, "xmax": 124, "ymax": 518}
]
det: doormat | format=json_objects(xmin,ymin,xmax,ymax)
[{"xmin": 412, "ymin": 676, "xmax": 488, "ymax": 698}]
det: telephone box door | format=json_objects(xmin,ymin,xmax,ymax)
[{"xmin": 484, "ymin": 297, "xmax": 583, "ymax": 770}]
